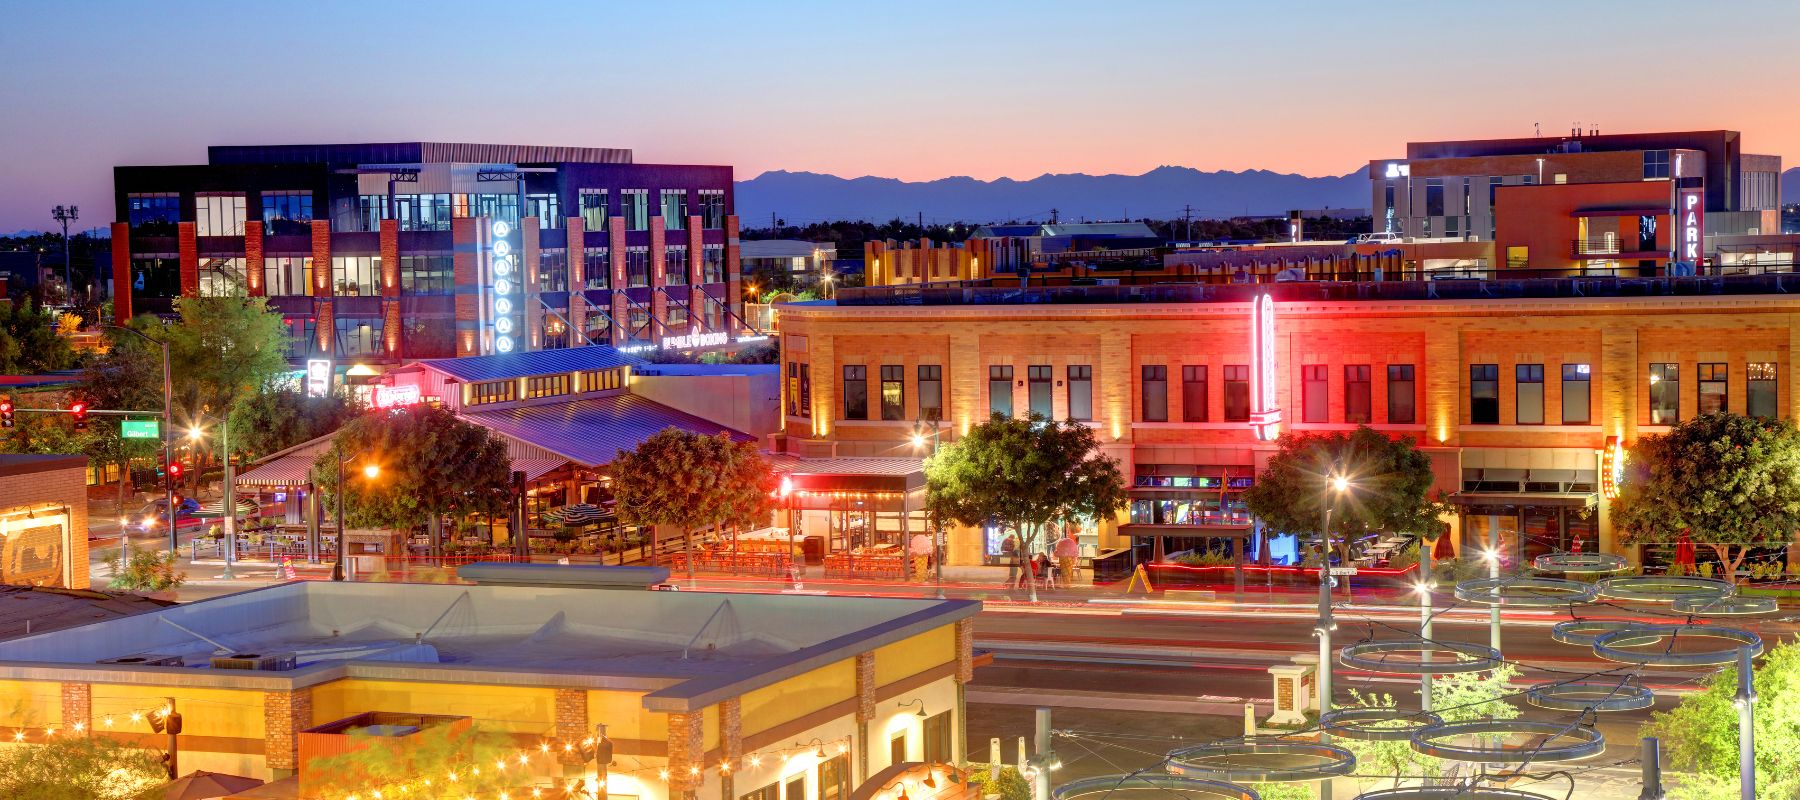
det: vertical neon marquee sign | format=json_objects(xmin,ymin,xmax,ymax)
[
  {"xmin": 488, "ymin": 219, "xmax": 519, "ymax": 354},
  {"xmin": 1249, "ymin": 293, "xmax": 1281, "ymax": 440}
]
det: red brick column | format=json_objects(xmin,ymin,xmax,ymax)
[
  {"xmin": 379, "ymin": 219, "xmax": 400, "ymax": 298},
  {"xmin": 666, "ymin": 710, "xmax": 705, "ymax": 800},
  {"xmin": 453, "ymin": 216, "xmax": 480, "ymax": 357},
  {"xmin": 177, "ymin": 222, "xmax": 198, "ymax": 297},
  {"xmin": 244, "ymin": 221, "xmax": 265, "ymax": 296},
  {"xmin": 567, "ymin": 215, "xmax": 587, "ymax": 341},
  {"xmin": 555, "ymin": 688, "xmax": 588, "ymax": 769},
  {"xmin": 955, "ymin": 618, "xmax": 975, "ymax": 683},
  {"xmin": 721, "ymin": 697, "xmax": 742, "ymax": 799},
  {"xmin": 854, "ymin": 651, "xmax": 875, "ymax": 783},
  {"xmin": 522, "ymin": 218, "xmax": 542, "ymax": 350},
  {"xmin": 649, "ymin": 217, "xmax": 667, "ymax": 336},
  {"xmin": 110, "ymin": 222, "xmax": 131, "ymax": 324},
  {"xmin": 688, "ymin": 217, "xmax": 706, "ymax": 334},
  {"xmin": 310, "ymin": 220, "xmax": 334, "ymax": 357},
  {"xmin": 264, "ymin": 688, "xmax": 313, "ymax": 777},
  {"xmin": 726, "ymin": 216, "xmax": 742, "ymax": 334},
  {"xmin": 609, "ymin": 217, "xmax": 628, "ymax": 346},
  {"xmin": 60, "ymin": 682, "xmax": 90, "ymax": 733},
  {"xmin": 383, "ymin": 301, "xmax": 401, "ymax": 359}
]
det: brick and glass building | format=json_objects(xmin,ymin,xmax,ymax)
[
  {"xmin": 111, "ymin": 142, "xmax": 752, "ymax": 375},
  {"xmin": 777, "ymin": 277, "xmax": 1800, "ymax": 574}
]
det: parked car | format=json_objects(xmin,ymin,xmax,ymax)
[{"xmin": 1353, "ymin": 232, "xmax": 1404, "ymax": 244}]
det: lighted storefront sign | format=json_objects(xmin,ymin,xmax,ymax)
[
  {"xmin": 1249, "ymin": 293, "xmax": 1282, "ymax": 440},
  {"xmin": 662, "ymin": 330, "xmax": 729, "ymax": 350},
  {"xmin": 372, "ymin": 384, "xmax": 421, "ymax": 409},
  {"xmin": 486, "ymin": 219, "xmax": 522, "ymax": 354},
  {"xmin": 1600, "ymin": 436, "xmax": 1625, "ymax": 500},
  {"xmin": 1678, "ymin": 188, "xmax": 1704, "ymax": 264},
  {"xmin": 305, "ymin": 359, "xmax": 332, "ymax": 398}
]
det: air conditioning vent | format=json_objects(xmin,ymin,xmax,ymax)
[
  {"xmin": 210, "ymin": 651, "xmax": 298, "ymax": 671},
  {"xmin": 97, "ymin": 654, "xmax": 184, "ymax": 667}
]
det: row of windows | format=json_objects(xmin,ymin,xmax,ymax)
[
  {"xmin": 468, "ymin": 370, "xmax": 626, "ymax": 406},
  {"xmin": 127, "ymin": 188, "xmax": 728, "ymax": 236}
]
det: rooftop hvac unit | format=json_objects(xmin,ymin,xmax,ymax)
[
  {"xmin": 97, "ymin": 654, "xmax": 184, "ymax": 667},
  {"xmin": 210, "ymin": 652, "xmax": 298, "ymax": 671}
]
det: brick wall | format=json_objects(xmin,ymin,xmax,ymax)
[
  {"xmin": 453, "ymin": 216, "xmax": 480, "ymax": 357},
  {"xmin": 609, "ymin": 217, "xmax": 628, "ymax": 346},
  {"xmin": 263, "ymin": 687, "xmax": 312, "ymax": 774},
  {"xmin": 60, "ymin": 682, "xmax": 89, "ymax": 730},
  {"xmin": 665, "ymin": 710, "xmax": 705, "ymax": 796},
  {"xmin": 0, "ymin": 462, "xmax": 89, "ymax": 589},
  {"xmin": 110, "ymin": 223, "xmax": 132, "ymax": 324},
  {"xmin": 177, "ymin": 222, "xmax": 198, "ymax": 297},
  {"xmin": 554, "ymin": 688, "xmax": 587, "ymax": 767},
  {"xmin": 310, "ymin": 221, "xmax": 334, "ymax": 356},
  {"xmin": 244, "ymin": 221, "xmax": 265, "ymax": 297},
  {"xmin": 567, "ymin": 216, "xmax": 587, "ymax": 339},
  {"xmin": 726, "ymin": 216, "xmax": 742, "ymax": 334},
  {"xmin": 650, "ymin": 217, "xmax": 668, "ymax": 332}
]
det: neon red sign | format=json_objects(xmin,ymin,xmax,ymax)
[
  {"xmin": 1600, "ymin": 436, "xmax": 1625, "ymax": 499},
  {"xmin": 373, "ymin": 384, "xmax": 421, "ymax": 409},
  {"xmin": 1249, "ymin": 293, "xmax": 1281, "ymax": 440}
]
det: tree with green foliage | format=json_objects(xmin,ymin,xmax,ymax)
[
  {"xmin": 609, "ymin": 428, "xmax": 777, "ymax": 581},
  {"xmin": 1644, "ymin": 640, "xmax": 1800, "ymax": 800},
  {"xmin": 73, "ymin": 326, "xmax": 167, "ymax": 516},
  {"xmin": 312, "ymin": 405, "xmax": 512, "ymax": 547},
  {"xmin": 1331, "ymin": 663, "xmax": 1518, "ymax": 789},
  {"xmin": 1612, "ymin": 412, "xmax": 1800, "ymax": 584},
  {"xmin": 1242, "ymin": 426, "xmax": 1448, "ymax": 567},
  {"xmin": 0, "ymin": 733, "xmax": 168, "ymax": 800},
  {"xmin": 227, "ymin": 385, "xmax": 362, "ymax": 463},
  {"xmin": 0, "ymin": 297, "xmax": 75, "ymax": 375},
  {"xmin": 106, "ymin": 544, "xmax": 185, "ymax": 593},
  {"xmin": 302, "ymin": 723, "xmax": 519, "ymax": 800},
  {"xmin": 924, "ymin": 413, "xmax": 1128, "ymax": 601}
]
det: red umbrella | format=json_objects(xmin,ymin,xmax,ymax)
[
  {"xmin": 1674, "ymin": 530, "xmax": 1696, "ymax": 570},
  {"xmin": 1432, "ymin": 532, "xmax": 1455, "ymax": 561}
]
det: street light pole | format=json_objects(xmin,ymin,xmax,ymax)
[
  {"xmin": 1316, "ymin": 473, "xmax": 1349, "ymax": 800},
  {"xmin": 190, "ymin": 413, "xmax": 237, "ymax": 579},
  {"xmin": 331, "ymin": 446, "xmax": 377, "ymax": 582},
  {"xmin": 1417, "ymin": 580, "xmax": 1434, "ymax": 713},
  {"xmin": 913, "ymin": 415, "xmax": 944, "ymax": 599},
  {"xmin": 51, "ymin": 205, "xmax": 78, "ymax": 301}
]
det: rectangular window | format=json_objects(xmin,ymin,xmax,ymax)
[
  {"xmin": 741, "ymin": 784, "xmax": 778, "ymax": 800},
  {"xmin": 1223, "ymin": 365, "xmax": 1250, "ymax": 421},
  {"xmin": 923, "ymin": 711, "xmax": 953, "ymax": 764},
  {"xmin": 1699, "ymin": 363, "xmax": 1728, "ymax": 416},
  {"xmin": 1650, "ymin": 363, "xmax": 1680, "ymax": 424},
  {"xmin": 989, "ymin": 365, "xmax": 1013, "ymax": 417},
  {"xmin": 127, "ymin": 192, "xmax": 180, "ymax": 235},
  {"xmin": 1561, "ymin": 364, "xmax": 1591, "ymax": 424},
  {"xmin": 537, "ymin": 250, "xmax": 568, "ymax": 293},
  {"xmin": 262, "ymin": 256, "xmax": 312, "ymax": 297},
  {"xmin": 661, "ymin": 190, "xmax": 687, "ymax": 230},
  {"xmin": 1749, "ymin": 362, "xmax": 1778, "ymax": 418},
  {"xmin": 1644, "ymin": 150, "xmax": 1671, "ymax": 180},
  {"xmin": 197, "ymin": 257, "xmax": 247, "ymax": 297},
  {"xmin": 1387, "ymin": 365, "xmax": 1416, "ymax": 424},
  {"xmin": 399, "ymin": 254, "xmax": 453, "ymax": 295},
  {"xmin": 623, "ymin": 190, "xmax": 650, "ymax": 231},
  {"xmin": 800, "ymin": 364, "xmax": 811, "ymax": 416},
  {"xmin": 525, "ymin": 193, "xmax": 560, "ymax": 229},
  {"xmin": 699, "ymin": 189, "xmax": 727, "ymax": 230},
  {"xmin": 665, "ymin": 302, "xmax": 688, "ymax": 329},
  {"xmin": 889, "ymin": 733, "xmax": 907, "ymax": 767},
  {"xmin": 1181, "ymin": 365, "xmax": 1208, "ymax": 422},
  {"xmin": 468, "ymin": 380, "xmax": 517, "ymax": 406},
  {"xmin": 1028, "ymin": 365, "xmax": 1053, "ymax": 418},
  {"xmin": 1141, "ymin": 365, "xmax": 1169, "ymax": 422},
  {"xmin": 918, "ymin": 365, "xmax": 943, "ymax": 420},
  {"xmin": 1067, "ymin": 365, "xmax": 1093, "ymax": 421},
  {"xmin": 1302, "ymin": 364, "xmax": 1328, "ymax": 423},
  {"xmin": 350, "ymin": 194, "xmax": 386, "ymax": 232},
  {"xmin": 1345, "ymin": 364, "xmax": 1372, "ymax": 423},
  {"xmin": 626, "ymin": 247, "xmax": 649, "ymax": 288},
  {"xmin": 702, "ymin": 245, "xmax": 725, "ymax": 283},
  {"xmin": 333, "ymin": 316, "xmax": 382, "ymax": 358},
  {"xmin": 1424, "ymin": 178, "xmax": 1445, "ymax": 217},
  {"xmin": 785, "ymin": 775, "xmax": 805, "ymax": 800},
  {"xmin": 579, "ymin": 189, "xmax": 608, "ymax": 230},
  {"xmin": 583, "ymin": 247, "xmax": 610, "ymax": 290},
  {"xmin": 194, "ymin": 193, "xmax": 246, "ymax": 237},
  {"xmin": 260, "ymin": 191, "xmax": 314, "ymax": 235},
  {"xmin": 579, "ymin": 369, "xmax": 621, "ymax": 392},
  {"xmin": 664, "ymin": 246, "xmax": 689, "ymax": 286},
  {"xmin": 1470, "ymin": 364, "xmax": 1499, "ymax": 424},
  {"xmin": 331, "ymin": 256, "xmax": 380, "ymax": 296},
  {"xmin": 880, "ymin": 364, "xmax": 905, "ymax": 420},
  {"xmin": 843, "ymin": 365, "xmax": 867, "ymax": 420},
  {"xmin": 525, "ymin": 374, "xmax": 570, "ymax": 399},
  {"xmin": 1516, "ymin": 364, "xmax": 1545, "ymax": 424},
  {"xmin": 394, "ymin": 194, "xmax": 451, "ymax": 232}
]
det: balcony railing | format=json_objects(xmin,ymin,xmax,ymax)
[{"xmin": 1573, "ymin": 238, "xmax": 1660, "ymax": 256}]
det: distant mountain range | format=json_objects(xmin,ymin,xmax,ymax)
[{"xmin": 735, "ymin": 166, "xmax": 1369, "ymax": 227}]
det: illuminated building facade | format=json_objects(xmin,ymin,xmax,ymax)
[
  {"xmin": 778, "ymin": 278, "xmax": 1800, "ymax": 571},
  {"xmin": 111, "ymin": 142, "xmax": 749, "ymax": 373}
]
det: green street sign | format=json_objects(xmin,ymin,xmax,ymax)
[{"xmin": 121, "ymin": 419, "xmax": 160, "ymax": 439}]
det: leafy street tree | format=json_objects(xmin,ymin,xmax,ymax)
[
  {"xmin": 0, "ymin": 297, "xmax": 75, "ymax": 374},
  {"xmin": 312, "ymin": 405, "xmax": 512, "ymax": 548},
  {"xmin": 924, "ymin": 413, "xmax": 1128, "ymax": 601},
  {"xmin": 1611, "ymin": 412, "xmax": 1800, "ymax": 584},
  {"xmin": 74, "ymin": 326, "xmax": 168, "ymax": 516},
  {"xmin": 1643, "ymin": 640, "xmax": 1800, "ymax": 800},
  {"xmin": 1241, "ymin": 426, "xmax": 1448, "ymax": 566},
  {"xmin": 228, "ymin": 385, "xmax": 362, "ymax": 463},
  {"xmin": 0, "ymin": 733, "xmax": 168, "ymax": 800},
  {"xmin": 609, "ymin": 428, "xmax": 777, "ymax": 582},
  {"xmin": 302, "ymin": 723, "xmax": 518, "ymax": 800}
]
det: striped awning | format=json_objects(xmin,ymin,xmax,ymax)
[{"xmin": 235, "ymin": 440, "xmax": 332, "ymax": 488}]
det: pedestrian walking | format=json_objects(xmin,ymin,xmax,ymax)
[{"xmin": 1001, "ymin": 532, "xmax": 1020, "ymax": 587}]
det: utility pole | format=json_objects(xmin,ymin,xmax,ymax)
[
  {"xmin": 1638, "ymin": 737, "xmax": 1665, "ymax": 800},
  {"xmin": 51, "ymin": 205, "xmax": 78, "ymax": 302},
  {"xmin": 1736, "ymin": 648, "xmax": 1756, "ymax": 800},
  {"xmin": 1182, "ymin": 204, "xmax": 1193, "ymax": 242},
  {"xmin": 1049, "ymin": 208, "xmax": 1059, "ymax": 226},
  {"xmin": 1031, "ymin": 708, "xmax": 1053, "ymax": 800}
]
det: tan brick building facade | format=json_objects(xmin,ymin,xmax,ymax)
[{"xmin": 0, "ymin": 454, "xmax": 90, "ymax": 589}]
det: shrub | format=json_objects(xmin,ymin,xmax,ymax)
[
  {"xmin": 965, "ymin": 764, "xmax": 1030, "ymax": 800},
  {"xmin": 107, "ymin": 545, "xmax": 184, "ymax": 592}
]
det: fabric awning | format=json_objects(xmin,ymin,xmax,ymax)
[
  {"xmin": 1449, "ymin": 491, "xmax": 1596, "ymax": 509},
  {"xmin": 234, "ymin": 440, "xmax": 332, "ymax": 488}
]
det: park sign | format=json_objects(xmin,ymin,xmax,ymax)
[{"xmin": 122, "ymin": 419, "xmax": 160, "ymax": 439}]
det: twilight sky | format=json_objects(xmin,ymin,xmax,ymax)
[{"xmin": 3, "ymin": 0, "xmax": 1799, "ymax": 231}]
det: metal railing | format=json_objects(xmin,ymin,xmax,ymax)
[{"xmin": 1573, "ymin": 238, "xmax": 1659, "ymax": 256}]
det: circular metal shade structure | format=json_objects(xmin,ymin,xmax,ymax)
[
  {"xmin": 1453, "ymin": 577, "xmax": 1599, "ymax": 606},
  {"xmin": 1550, "ymin": 619, "xmax": 1643, "ymax": 646},
  {"xmin": 1525, "ymin": 680, "xmax": 1655, "ymax": 712},
  {"xmin": 1671, "ymin": 594, "xmax": 1779, "ymax": 615},
  {"xmin": 1592, "ymin": 624, "xmax": 1764, "ymax": 666},
  {"xmin": 1053, "ymin": 775, "xmax": 1259, "ymax": 800},
  {"xmin": 1533, "ymin": 552, "xmax": 1627, "ymax": 573},
  {"xmin": 1165, "ymin": 739, "xmax": 1356, "ymax": 783},
  {"xmin": 1339, "ymin": 641, "xmax": 1504, "ymax": 674},
  {"xmin": 1596, "ymin": 576, "xmax": 1732, "ymax": 603},
  {"xmin": 1410, "ymin": 721, "xmax": 1605, "ymax": 763},
  {"xmin": 1353, "ymin": 788, "xmax": 1560, "ymax": 800},
  {"xmin": 1320, "ymin": 708, "xmax": 1444, "ymax": 741}
]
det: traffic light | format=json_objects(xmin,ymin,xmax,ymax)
[
  {"xmin": 0, "ymin": 397, "xmax": 12, "ymax": 429},
  {"xmin": 70, "ymin": 401, "xmax": 88, "ymax": 431},
  {"xmin": 166, "ymin": 461, "xmax": 183, "ymax": 482}
]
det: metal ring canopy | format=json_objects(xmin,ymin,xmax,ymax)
[
  {"xmin": 1550, "ymin": 619, "xmax": 1643, "ymax": 646},
  {"xmin": 1165, "ymin": 739, "xmax": 1356, "ymax": 783},
  {"xmin": 1410, "ymin": 720, "xmax": 1606, "ymax": 763},
  {"xmin": 1591, "ymin": 624, "xmax": 1764, "ymax": 666},
  {"xmin": 1671, "ymin": 594, "xmax": 1779, "ymax": 615},
  {"xmin": 1532, "ymin": 552, "xmax": 1627, "ymax": 573},
  {"xmin": 1596, "ymin": 575, "xmax": 1733, "ymax": 603},
  {"xmin": 1338, "ymin": 640, "xmax": 1504, "ymax": 674},
  {"xmin": 1453, "ymin": 577, "xmax": 1599, "ymax": 606},
  {"xmin": 1525, "ymin": 680, "xmax": 1655, "ymax": 712},
  {"xmin": 1053, "ymin": 775, "xmax": 1260, "ymax": 800},
  {"xmin": 1320, "ymin": 708, "xmax": 1444, "ymax": 741},
  {"xmin": 1352, "ymin": 788, "xmax": 1560, "ymax": 800}
]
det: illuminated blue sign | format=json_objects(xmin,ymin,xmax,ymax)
[{"xmin": 488, "ymin": 219, "xmax": 519, "ymax": 354}]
